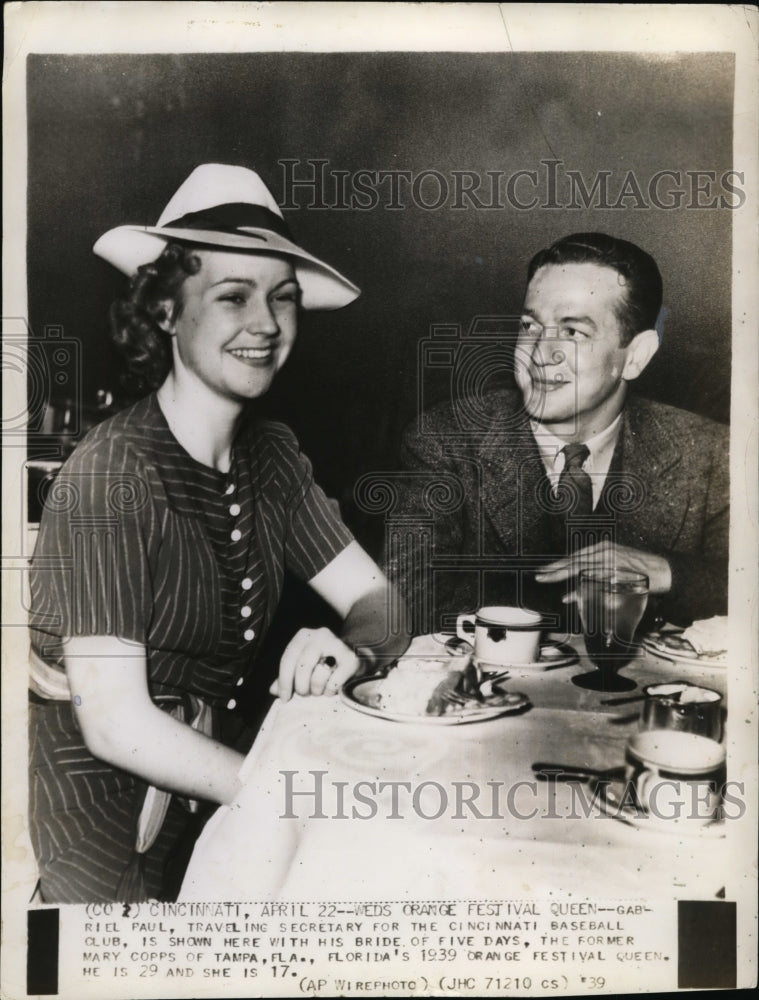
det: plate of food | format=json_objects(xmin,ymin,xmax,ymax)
[
  {"xmin": 341, "ymin": 656, "xmax": 531, "ymax": 725},
  {"xmin": 642, "ymin": 617, "xmax": 728, "ymax": 668}
]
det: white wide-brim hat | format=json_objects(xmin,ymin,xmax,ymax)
[{"xmin": 93, "ymin": 163, "xmax": 360, "ymax": 310}]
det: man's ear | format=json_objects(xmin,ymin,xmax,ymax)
[
  {"xmin": 621, "ymin": 328, "xmax": 659, "ymax": 381},
  {"xmin": 154, "ymin": 300, "xmax": 176, "ymax": 335}
]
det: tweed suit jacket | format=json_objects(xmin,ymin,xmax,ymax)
[{"xmin": 384, "ymin": 388, "xmax": 728, "ymax": 631}]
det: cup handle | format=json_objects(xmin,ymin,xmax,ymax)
[
  {"xmin": 456, "ymin": 614, "xmax": 476, "ymax": 644},
  {"xmin": 635, "ymin": 767, "xmax": 658, "ymax": 812}
]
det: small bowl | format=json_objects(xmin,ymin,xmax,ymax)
[{"xmin": 641, "ymin": 681, "xmax": 723, "ymax": 743}]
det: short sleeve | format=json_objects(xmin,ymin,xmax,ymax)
[
  {"xmin": 29, "ymin": 435, "xmax": 159, "ymax": 661},
  {"xmin": 272, "ymin": 428, "xmax": 354, "ymax": 581}
]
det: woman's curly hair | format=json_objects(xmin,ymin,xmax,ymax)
[{"xmin": 109, "ymin": 242, "xmax": 201, "ymax": 391}]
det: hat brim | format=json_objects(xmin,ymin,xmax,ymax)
[{"xmin": 93, "ymin": 225, "xmax": 360, "ymax": 311}]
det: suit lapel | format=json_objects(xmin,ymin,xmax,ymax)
[
  {"xmin": 473, "ymin": 393, "xmax": 689, "ymax": 554},
  {"xmin": 476, "ymin": 397, "xmax": 548, "ymax": 552}
]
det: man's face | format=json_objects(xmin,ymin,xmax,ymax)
[{"xmin": 516, "ymin": 262, "xmax": 633, "ymax": 438}]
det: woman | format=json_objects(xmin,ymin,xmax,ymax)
[{"xmin": 29, "ymin": 163, "xmax": 408, "ymax": 903}]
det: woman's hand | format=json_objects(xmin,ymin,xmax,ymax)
[
  {"xmin": 272, "ymin": 627, "xmax": 360, "ymax": 702},
  {"xmin": 271, "ymin": 542, "xmax": 410, "ymax": 702}
]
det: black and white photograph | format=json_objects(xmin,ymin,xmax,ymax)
[{"xmin": 2, "ymin": 3, "xmax": 757, "ymax": 997}]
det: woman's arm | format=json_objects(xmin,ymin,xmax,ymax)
[
  {"xmin": 65, "ymin": 635, "xmax": 244, "ymax": 805},
  {"xmin": 275, "ymin": 541, "xmax": 410, "ymax": 701}
]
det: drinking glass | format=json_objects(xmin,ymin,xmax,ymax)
[{"xmin": 573, "ymin": 569, "xmax": 649, "ymax": 692}]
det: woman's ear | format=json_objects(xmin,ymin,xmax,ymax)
[
  {"xmin": 621, "ymin": 328, "xmax": 659, "ymax": 381},
  {"xmin": 154, "ymin": 300, "xmax": 176, "ymax": 335}
]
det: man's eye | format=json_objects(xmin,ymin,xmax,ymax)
[
  {"xmin": 519, "ymin": 319, "xmax": 541, "ymax": 336},
  {"xmin": 562, "ymin": 327, "xmax": 588, "ymax": 340}
]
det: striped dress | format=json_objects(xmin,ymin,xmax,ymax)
[{"xmin": 29, "ymin": 393, "xmax": 353, "ymax": 902}]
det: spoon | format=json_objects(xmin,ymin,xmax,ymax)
[
  {"xmin": 531, "ymin": 761, "xmax": 626, "ymax": 782},
  {"xmin": 601, "ymin": 694, "xmax": 646, "ymax": 707}
]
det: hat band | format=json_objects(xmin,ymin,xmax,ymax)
[{"xmin": 163, "ymin": 203, "xmax": 293, "ymax": 241}]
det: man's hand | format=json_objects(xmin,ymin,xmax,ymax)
[
  {"xmin": 534, "ymin": 541, "xmax": 672, "ymax": 596},
  {"xmin": 270, "ymin": 627, "xmax": 360, "ymax": 702}
]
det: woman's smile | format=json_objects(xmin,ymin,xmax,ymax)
[
  {"xmin": 227, "ymin": 342, "xmax": 281, "ymax": 365},
  {"xmin": 166, "ymin": 249, "xmax": 299, "ymax": 402}
]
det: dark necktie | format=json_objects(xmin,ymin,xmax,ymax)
[{"xmin": 558, "ymin": 442, "xmax": 593, "ymax": 516}]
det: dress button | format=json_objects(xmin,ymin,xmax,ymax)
[
  {"xmin": 225, "ymin": 482, "xmax": 235, "ymax": 495},
  {"xmin": 230, "ymin": 528, "xmax": 242, "ymax": 542},
  {"xmin": 227, "ymin": 698, "xmax": 237, "ymax": 710},
  {"xmin": 241, "ymin": 605, "xmax": 252, "ymax": 618},
  {"xmin": 236, "ymin": 676, "xmax": 244, "ymax": 687},
  {"xmin": 229, "ymin": 503, "xmax": 241, "ymax": 516},
  {"xmin": 244, "ymin": 628, "xmax": 255, "ymax": 641},
  {"xmin": 241, "ymin": 577, "xmax": 252, "ymax": 590}
]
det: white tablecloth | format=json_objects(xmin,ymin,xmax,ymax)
[{"xmin": 180, "ymin": 637, "xmax": 731, "ymax": 901}]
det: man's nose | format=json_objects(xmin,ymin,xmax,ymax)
[{"xmin": 531, "ymin": 329, "xmax": 565, "ymax": 368}]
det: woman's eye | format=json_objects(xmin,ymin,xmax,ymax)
[
  {"xmin": 219, "ymin": 293, "xmax": 246, "ymax": 305},
  {"xmin": 272, "ymin": 291, "xmax": 299, "ymax": 306}
]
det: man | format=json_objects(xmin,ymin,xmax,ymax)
[{"xmin": 385, "ymin": 233, "xmax": 728, "ymax": 633}]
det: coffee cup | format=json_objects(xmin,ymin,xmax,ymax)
[
  {"xmin": 624, "ymin": 730, "xmax": 726, "ymax": 827},
  {"xmin": 456, "ymin": 606, "xmax": 543, "ymax": 667}
]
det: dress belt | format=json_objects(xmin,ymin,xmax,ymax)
[
  {"xmin": 29, "ymin": 650, "xmax": 71, "ymax": 700},
  {"xmin": 29, "ymin": 650, "xmax": 214, "ymax": 856}
]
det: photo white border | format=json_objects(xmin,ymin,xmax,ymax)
[{"xmin": 3, "ymin": 3, "xmax": 757, "ymax": 997}]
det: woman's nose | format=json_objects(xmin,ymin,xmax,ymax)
[{"xmin": 244, "ymin": 297, "xmax": 280, "ymax": 335}]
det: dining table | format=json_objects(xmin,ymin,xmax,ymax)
[{"xmin": 179, "ymin": 633, "xmax": 734, "ymax": 903}]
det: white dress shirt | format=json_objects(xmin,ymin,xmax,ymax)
[{"xmin": 531, "ymin": 413, "xmax": 623, "ymax": 510}]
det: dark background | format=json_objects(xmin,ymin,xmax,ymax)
[
  {"xmin": 25, "ymin": 51, "xmax": 736, "ymax": 717},
  {"xmin": 27, "ymin": 51, "xmax": 734, "ymax": 558}
]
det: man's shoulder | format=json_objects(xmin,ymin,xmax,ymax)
[
  {"xmin": 407, "ymin": 387, "xmax": 524, "ymax": 438},
  {"xmin": 627, "ymin": 396, "xmax": 729, "ymax": 445}
]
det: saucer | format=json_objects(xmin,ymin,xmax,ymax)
[{"xmin": 448, "ymin": 640, "xmax": 578, "ymax": 672}]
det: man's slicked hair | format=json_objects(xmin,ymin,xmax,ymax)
[{"xmin": 527, "ymin": 232, "xmax": 663, "ymax": 346}]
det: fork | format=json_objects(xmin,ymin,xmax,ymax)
[
  {"xmin": 439, "ymin": 669, "xmax": 512, "ymax": 707},
  {"xmin": 477, "ymin": 669, "xmax": 512, "ymax": 698}
]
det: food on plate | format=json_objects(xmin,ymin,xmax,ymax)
[
  {"xmin": 649, "ymin": 616, "xmax": 728, "ymax": 661},
  {"xmin": 379, "ymin": 658, "xmax": 457, "ymax": 715},
  {"xmin": 378, "ymin": 656, "xmax": 522, "ymax": 717},
  {"xmin": 655, "ymin": 634, "xmax": 699, "ymax": 652},
  {"xmin": 678, "ymin": 686, "xmax": 721, "ymax": 704},
  {"xmin": 680, "ymin": 617, "xmax": 728, "ymax": 657},
  {"xmin": 647, "ymin": 682, "xmax": 721, "ymax": 704}
]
